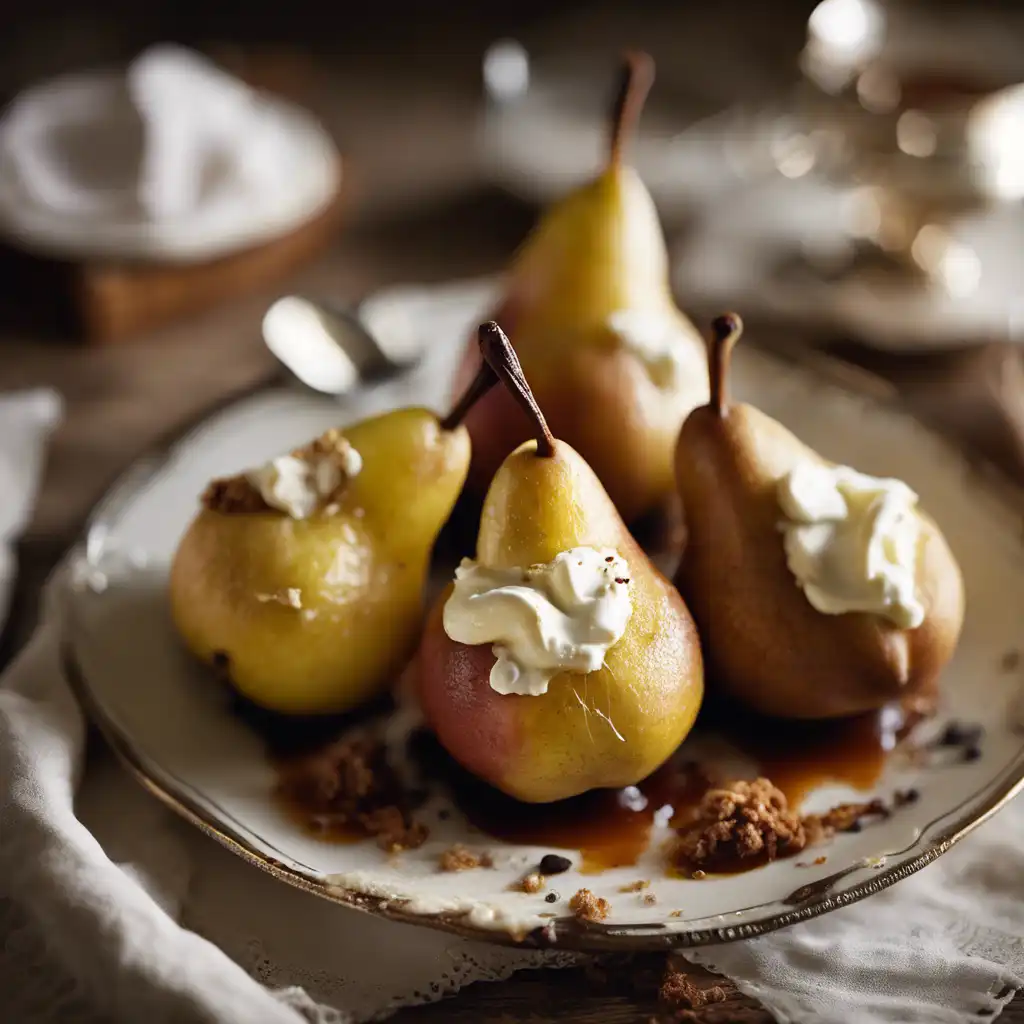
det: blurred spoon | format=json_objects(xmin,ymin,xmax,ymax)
[{"xmin": 261, "ymin": 296, "xmax": 420, "ymax": 397}]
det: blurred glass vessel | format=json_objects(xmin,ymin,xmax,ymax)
[{"xmin": 787, "ymin": 0, "xmax": 1024, "ymax": 297}]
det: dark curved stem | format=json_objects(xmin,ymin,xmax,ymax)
[
  {"xmin": 440, "ymin": 357, "xmax": 497, "ymax": 431},
  {"xmin": 708, "ymin": 313, "xmax": 744, "ymax": 416},
  {"xmin": 608, "ymin": 51, "xmax": 655, "ymax": 167},
  {"xmin": 477, "ymin": 321, "xmax": 556, "ymax": 458}
]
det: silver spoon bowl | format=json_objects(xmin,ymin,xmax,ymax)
[{"xmin": 262, "ymin": 296, "xmax": 418, "ymax": 397}]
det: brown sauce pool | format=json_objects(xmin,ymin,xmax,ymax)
[
  {"xmin": 266, "ymin": 697, "xmax": 917, "ymax": 873},
  {"xmin": 714, "ymin": 703, "xmax": 911, "ymax": 807},
  {"xmin": 421, "ymin": 739, "xmax": 710, "ymax": 875}
]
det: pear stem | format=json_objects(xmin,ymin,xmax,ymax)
[
  {"xmin": 708, "ymin": 313, "xmax": 744, "ymax": 416},
  {"xmin": 608, "ymin": 51, "xmax": 655, "ymax": 168},
  {"xmin": 477, "ymin": 321, "xmax": 556, "ymax": 458},
  {"xmin": 440, "ymin": 358, "xmax": 498, "ymax": 431}
]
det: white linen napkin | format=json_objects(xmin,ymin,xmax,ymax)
[
  {"xmin": 0, "ymin": 45, "xmax": 339, "ymax": 262},
  {"xmin": 0, "ymin": 284, "xmax": 1022, "ymax": 1024},
  {"xmin": 0, "ymin": 389, "xmax": 62, "ymax": 627}
]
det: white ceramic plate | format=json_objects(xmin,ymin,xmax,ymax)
[
  {"xmin": 0, "ymin": 68, "xmax": 340, "ymax": 263},
  {"xmin": 61, "ymin": 281, "xmax": 1024, "ymax": 951}
]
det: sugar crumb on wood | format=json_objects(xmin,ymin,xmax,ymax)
[{"xmin": 660, "ymin": 967, "xmax": 728, "ymax": 1011}]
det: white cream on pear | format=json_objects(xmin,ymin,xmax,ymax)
[
  {"xmin": 443, "ymin": 546, "xmax": 633, "ymax": 696},
  {"xmin": 247, "ymin": 445, "xmax": 362, "ymax": 519},
  {"xmin": 778, "ymin": 461, "xmax": 924, "ymax": 628}
]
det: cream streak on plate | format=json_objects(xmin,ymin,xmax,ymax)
[
  {"xmin": 246, "ymin": 445, "xmax": 362, "ymax": 519},
  {"xmin": 778, "ymin": 461, "xmax": 924, "ymax": 628},
  {"xmin": 442, "ymin": 546, "xmax": 632, "ymax": 696}
]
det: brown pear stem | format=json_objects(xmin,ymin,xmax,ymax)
[
  {"xmin": 440, "ymin": 357, "xmax": 498, "ymax": 431},
  {"xmin": 477, "ymin": 321, "xmax": 556, "ymax": 458},
  {"xmin": 608, "ymin": 51, "xmax": 655, "ymax": 168},
  {"xmin": 708, "ymin": 313, "xmax": 744, "ymax": 416}
]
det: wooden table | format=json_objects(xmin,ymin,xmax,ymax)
[{"xmin": 1, "ymin": 12, "xmax": 1021, "ymax": 1022}]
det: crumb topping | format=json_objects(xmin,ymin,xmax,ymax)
[
  {"xmin": 439, "ymin": 845, "xmax": 493, "ymax": 872},
  {"xmin": 202, "ymin": 474, "xmax": 268, "ymax": 513},
  {"xmin": 804, "ymin": 798, "xmax": 890, "ymax": 838},
  {"xmin": 202, "ymin": 428, "xmax": 359, "ymax": 515},
  {"xmin": 674, "ymin": 778, "xmax": 807, "ymax": 870},
  {"xmin": 516, "ymin": 872, "xmax": 546, "ymax": 894},
  {"xmin": 619, "ymin": 879, "xmax": 650, "ymax": 893},
  {"xmin": 569, "ymin": 888, "xmax": 610, "ymax": 922},
  {"xmin": 660, "ymin": 968, "xmax": 728, "ymax": 1011},
  {"xmin": 674, "ymin": 777, "xmax": 901, "ymax": 873},
  {"xmin": 276, "ymin": 736, "xmax": 427, "ymax": 853}
]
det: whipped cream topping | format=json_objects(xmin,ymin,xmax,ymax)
[
  {"xmin": 442, "ymin": 546, "xmax": 633, "ymax": 696},
  {"xmin": 246, "ymin": 443, "xmax": 361, "ymax": 519},
  {"xmin": 778, "ymin": 461, "xmax": 924, "ymax": 628},
  {"xmin": 607, "ymin": 309, "xmax": 691, "ymax": 387}
]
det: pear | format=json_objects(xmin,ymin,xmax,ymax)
[
  {"xmin": 418, "ymin": 322, "xmax": 704, "ymax": 803},
  {"xmin": 674, "ymin": 314, "xmax": 965, "ymax": 720},
  {"xmin": 452, "ymin": 52, "xmax": 707, "ymax": 526},
  {"xmin": 168, "ymin": 369, "xmax": 498, "ymax": 715}
]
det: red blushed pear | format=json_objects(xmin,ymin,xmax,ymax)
[
  {"xmin": 674, "ymin": 315, "xmax": 965, "ymax": 720},
  {"xmin": 418, "ymin": 322, "xmax": 704, "ymax": 803},
  {"xmin": 451, "ymin": 52, "xmax": 708, "ymax": 527}
]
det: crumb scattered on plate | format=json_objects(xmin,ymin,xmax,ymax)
[
  {"xmin": 619, "ymin": 879, "xmax": 650, "ymax": 893},
  {"xmin": 515, "ymin": 872, "xmax": 545, "ymax": 894},
  {"xmin": 438, "ymin": 844, "xmax": 493, "ymax": 872},
  {"xmin": 569, "ymin": 888, "xmax": 610, "ymax": 922}
]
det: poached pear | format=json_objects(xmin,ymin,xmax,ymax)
[
  {"xmin": 170, "ymin": 387, "xmax": 492, "ymax": 715},
  {"xmin": 419, "ymin": 322, "xmax": 704, "ymax": 803},
  {"xmin": 674, "ymin": 314, "xmax": 965, "ymax": 720},
  {"xmin": 451, "ymin": 52, "xmax": 707, "ymax": 526}
]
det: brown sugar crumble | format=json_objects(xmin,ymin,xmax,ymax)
[
  {"xmin": 642, "ymin": 892, "xmax": 658, "ymax": 906},
  {"xmin": 439, "ymin": 845, "xmax": 493, "ymax": 872},
  {"xmin": 619, "ymin": 879, "xmax": 650, "ymax": 893},
  {"xmin": 673, "ymin": 778, "xmax": 900, "ymax": 873},
  {"xmin": 276, "ymin": 736, "xmax": 427, "ymax": 853},
  {"xmin": 202, "ymin": 474, "xmax": 268, "ymax": 513},
  {"xmin": 569, "ymin": 888, "xmax": 610, "ymax": 922},
  {"xmin": 202, "ymin": 428, "xmax": 358, "ymax": 514},
  {"xmin": 674, "ymin": 778, "xmax": 807, "ymax": 870},
  {"xmin": 516, "ymin": 872, "xmax": 546, "ymax": 894},
  {"xmin": 660, "ymin": 968, "xmax": 728, "ymax": 1012},
  {"xmin": 805, "ymin": 798, "xmax": 890, "ymax": 838}
]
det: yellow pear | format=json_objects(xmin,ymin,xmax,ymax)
[
  {"xmin": 452, "ymin": 52, "xmax": 708, "ymax": 525},
  {"xmin": 674, "ymin": 314, "xmax": 965, "ymax": 719},
  {"xmin": 170, "ymin": 394, "xmax": 486, "ymax": 715},
  {"xmin": 419, "ymin": 323, "xmax": 704, "ymax": 802}
]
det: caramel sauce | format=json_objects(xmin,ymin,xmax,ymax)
[
  {"xmin": 715, "ymin": 705, "xmax": 909, "ymax": 808},
  {"xmin": 273, "ymin": 759, "xmax": 364, "ymax": 844},
  {"xmin": 418, "ymin": 737, "xmax": 710, "ymax": 874},
  {"xmin": 266, "ymin": 700, "xmax": 918, "ymax": 874}
]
